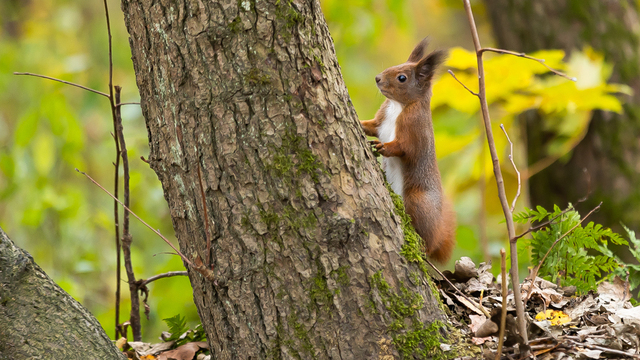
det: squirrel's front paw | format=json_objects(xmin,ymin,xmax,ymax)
[{"xmin": 369, "ymin": 140, "xmax": 386, "ymax": 156}]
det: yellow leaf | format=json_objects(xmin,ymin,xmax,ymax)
[
  {"xmin": 436, "ymin": 132, "xmax": 478, "ymax": 158},
  {"xmin": 535, "ymin": 310, "xmax": 571, "ymax": 326},
  {"xmin": 503, "ymin": 94, "xmax": 539, "ymax": 115},
  {"xmin": 445, "ymin": 47, "xmax": 477, "ymax": 70}
]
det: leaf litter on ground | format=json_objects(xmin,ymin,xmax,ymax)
[{"xmin": 438, "ymin": 257, "xmax": 640, "ymax": 359}]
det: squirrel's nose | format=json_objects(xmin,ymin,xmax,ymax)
[{"xmin": 375, "ymin": 75, "xmax": 381, "ymax": 83}]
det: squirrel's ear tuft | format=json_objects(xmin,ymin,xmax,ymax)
[
  {"xmin": 407, "ymin": 37, "xmax": 430, "ymax": 63},
  {"xmin": 416, "ymin": 50, "xmax": 447, "ymax": 83}
]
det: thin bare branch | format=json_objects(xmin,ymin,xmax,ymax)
[
  {"xmin": 101, "ymin": 0, "xmax": 133, "ymax": 339},
  {"xmin": 103, "ymin": 0, "xmax": 114, "ymax": 100},
  {"xmin": 478, "ymin": 133, "xmax": 490, "ymax": 262},
  {"xmin": 139, "ymin": 271, "xmax": 188, "ymax": 287},
  {"xmin": 116, "ymin": 102, "xmax": 141, "ymax": 107},
  {"xmin": 447, "ymin": 70, "xmax": 478, "ymax": 96},
  {"xmin": 478, "ymin": 47, "xmax": 575, "ymax": 81},
  {"xmin": 462, "ymin": 0, "xmax": 528, "ymax": 344},
  {"xmin": 495, "ymin": 249, "xmax": 507, "ymax": 360},
  {"xmin": 500, "ymin": 124, "xmax": 521, "ymax": 212},
  {"xmin": 77, "ymin": 168, "xmax": 192, "ymax": 267},
  {"xmin": 112, "ymin": 110, "xmax": 122, "ymax": 341},
  {"xmin": 114, "ymin": 84, "xmax": 141, "ymax": 341},
  {"xmin": 76, "ymin": 169, "xmax": 216, "ymax": 281},
  {"xmin": 13, "ymin": 72, "xmax": 110, "ymax": 98}
]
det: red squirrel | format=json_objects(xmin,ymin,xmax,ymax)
[{"xmin": 360, "ymin": 38, "xmax": 456, "ymax": 263}]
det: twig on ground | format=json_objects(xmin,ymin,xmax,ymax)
[
  {"xmin": 500, "ymin": 125, "xmax": 521, "ymax": 212},
  {"xmin": 478, "ymin": 47, "xmax": 575, "ymax": 81},
  {"xmin": 13, "ymin": 72, "xmax": 110, "ymax": 98},
  {"xmin": 567, "ymin": 340, "xmax": 640, "ymax": 359}
]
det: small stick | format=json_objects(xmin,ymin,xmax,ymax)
[
  {"xmin": 500, "ymin": 125, "xmax": 521, "ymax": 212},
  {"xmin": 13, "ymin": 72, "xmax": 110, "ymax": 98},
  {"xmin": 116, "ymin": 102, "xmax": 141, "ymax": 107},
  {"xmin": 103, "ymin": 0, "xmax": 129, "ymax": 338},
  {"xmin": 112, "ymin": 93, "xmax": 122, "ymax": 340},
  {"xmin": 567, "ymin": 340, "xmax": 640, "ymax": 359},
  {"xmin": 495, "ymin": 249, "xmax": 508, "ymax": 360},
  {"xmin": 478, "ymin": 47, "xmax": 575, "ymax": 81},
  {"xmin": 447, "ymin": 70, "xmax": 478, "ymax": 96},
  {"xmin": 478, "ymin": 132, "xmax": 490, "ymax": 262},
  {"xmin": 425, "ymin": 258, "xmax": 491, "ymax": 317},
  {"xmin": 76, "ymin": 168, "xmax": 216, "ymax": 281},
  {"xmin": 78, "ymin": 167, "xmax": 188, "ymax": 263},
  {"xmin": 139, "ymin": 271, "xmax": 188, "ymax": 287},
  {"xmin": 524, "ymin": 202, "xmax": 602, "ymax": 303},
  {"xmin": 114, "ymin": 83, "xmax": 141, "ymax": 340}
]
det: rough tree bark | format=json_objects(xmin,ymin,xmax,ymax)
[
  {"xmin": 484, "ymin": 0, "xmax": 640, "ymax": 230},
  {"xmin": 121, "ymin": 0, "xmax": 447, "ymax": 358},
  {"xmin": 0, "ymin": 227, "xmax": 125, "ymax": 359}
]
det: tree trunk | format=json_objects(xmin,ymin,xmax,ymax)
[
  {"xmin": 484, "ymin": 0, "xmax": 640, "ymax": 230},
  {"xmin": 120, "ymin": 0, "xmax": 446, "ymax": 358},
  {"xmin": 0, "ymin": 227, "xmax": 125, "ymax": 359}
]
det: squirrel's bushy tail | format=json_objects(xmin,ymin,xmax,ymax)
[{"xmin": 427, "ymin": 199, "xmax": 456, "ymax": 263}]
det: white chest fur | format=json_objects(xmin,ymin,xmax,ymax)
[{"xmin": 378, "ymin": 100, "xmax": 405, "ymax": 198}]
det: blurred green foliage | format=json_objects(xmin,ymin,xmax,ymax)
[
  {"xmin": 0, "ymin": 0, "xmax": 628, "ymax": 341},
  {"xmin": 0, "ymin": 0, "xmax": 197, "ymax": 342}
]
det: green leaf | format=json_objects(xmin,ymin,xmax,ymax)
[{"xmin": 163, "ymin": 314, "xmax": 188, "ymax": 342}]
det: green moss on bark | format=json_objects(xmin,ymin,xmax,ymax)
[{"xmin": 370, "ymin": 271, "xmax": 450, "ymax": 359}]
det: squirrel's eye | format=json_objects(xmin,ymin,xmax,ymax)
[{"xmin": 397, "ymin": 75, "xmax": 407, "ymax": 82}]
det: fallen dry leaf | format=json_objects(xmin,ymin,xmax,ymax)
[
  {"xmin": 128, "ymin": 341, "xmax": 176, "ymax": 357},
  {"xmin": 157, "ymin": 341, "xmax": 209, "ymax": 360},
  {"xmin": 535, "ymin": 310, "xmax": 571, "ymax": 326}
]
